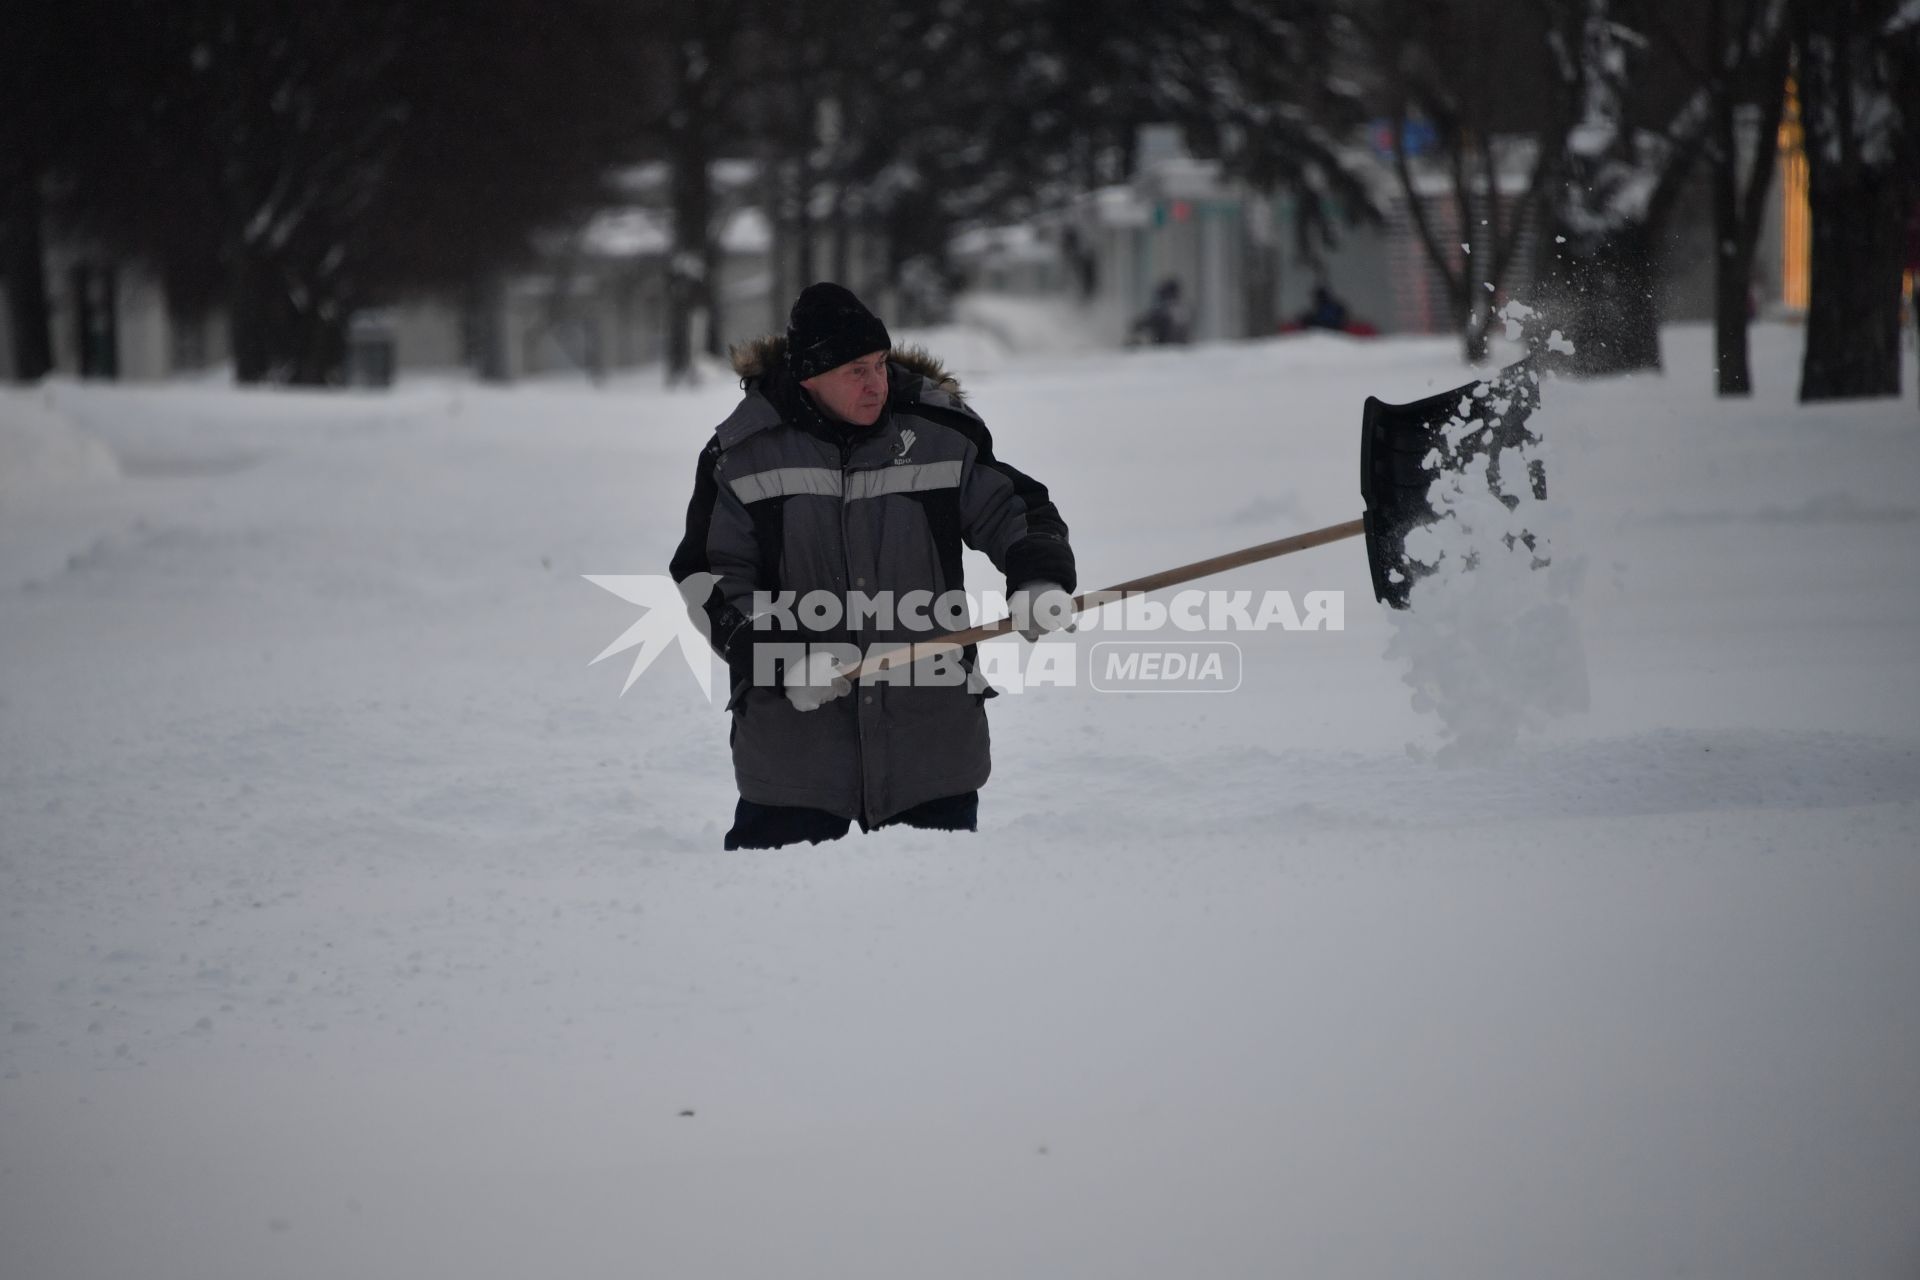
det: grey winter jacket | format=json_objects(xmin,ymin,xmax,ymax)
[{"xmin": 670, "ymin": 337, "xmax": 1075, "ymax": 824}]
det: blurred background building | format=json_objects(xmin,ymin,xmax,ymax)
[{"xmin": 0, "ymin": 117, "xmax": 1812, "ymax": 384}]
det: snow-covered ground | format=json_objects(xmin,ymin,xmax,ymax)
[{"xmin": 2, "ymin": 323, "xmax": 1916, "ymax": 1279}]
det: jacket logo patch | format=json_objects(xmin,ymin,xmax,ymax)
[{"xmin": 893, "ymin": 427, "xmax": 917, "ymax": 464}]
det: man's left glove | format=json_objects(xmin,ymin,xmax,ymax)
[{"xmin": 1010, "ymin": 581, "xmax": 1078, "ymax": 642}]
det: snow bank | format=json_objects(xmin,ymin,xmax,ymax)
[
  {"xmin": 889, "ymin": 320, "xmax": 1016, "ymax": 379},
  {"xmin": 949, "ymin": 292, "xmax": 1115, "ymax": 360},
  {"xmin": 0, "ymin": 386, "xmax": 122, "ymax": 496},
  {"xmin": 0, "ymin": 387, "xmax": 130, "ymax": 593}
]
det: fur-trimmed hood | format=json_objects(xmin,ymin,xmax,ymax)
[{"xmin": 728, "ymin": 333, "xmax": 968, "ymax": 406}]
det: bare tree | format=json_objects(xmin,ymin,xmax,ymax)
[
  {"xmin": 51, "ymin": 0, "xmax": 652, "ymax": 385},
  {"xmin": 1633, "ymin": 0, "xmax": 1791, "ymax": 395},
  {"xmin": 1361, "ymin": 0, "xmax": 1562, "ymax": 364},
  {"xmin": 743, "ymin": 0, "xmax": 1379, "ymax": 329},
  {"xmin": 0, "ymin": 2, "xmax": 82, "ymax": 382},
  {"xmin": 652, "ymin": 0, "xmax": 747, "ymax": 385},
  {"xmin": 1533, "ymin": 0, "xmax": 1716, "ymax": 378},
  {"xmin": 1706, "ymin": 0, "xmax": 1790, "ymax": 396}
]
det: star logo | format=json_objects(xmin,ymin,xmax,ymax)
[{"xmin": 583, "ymin": 572, "xmax": 721, "ymax": 701}]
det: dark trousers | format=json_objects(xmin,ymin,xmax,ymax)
[{"xmin": 723, "ymin": 790, "xmax": 979, "ymax": 850}]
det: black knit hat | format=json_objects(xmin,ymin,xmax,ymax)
[{"xmin": 785, "ymin": 282, "xmax": 892, "ymax": 381}]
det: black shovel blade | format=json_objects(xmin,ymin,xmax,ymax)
[{"xmin": 1360, "ymin": 357, "xmax": 1545, "ymax": 609}]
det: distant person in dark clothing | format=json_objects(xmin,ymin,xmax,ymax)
[
  {"xmin": 1300, "ymin": 284, "xmax": 1351, "ymax": 331},
  {"xmin": 1062, "ymin": 226, "xmax": 1099, "ymax": 301},
  {"xmin": 1128, "ymin": 278, "xmax": 1191, "ymax": 346}
]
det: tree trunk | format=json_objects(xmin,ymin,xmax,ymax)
[
  {"xmin": 792, "ymin": 156, "xmax": 815, "ymax": 287},
  {"xmin": 702, "ymin": 211, "xmax": 725, "ymax": 359},
  {"xmin": 665, "ymin": 129, "xmax": 713, "ymax": 386},
  {"xmin": 1795, "ymin": 0, "xmax": 1906, "ymax": 401},
  {"xmin": 1710, "ymin": 89, "xmax": 1783, "ymax": 399},
  {"xmin": 1697, "ymin": 0, "xmax": 1788, "ymax": 395},
  {"xmin": 1461, "ymin": 287, "xmax": 1492, "ymax": 365},
  {"xmin": 760, "ymin": 155, "xmax": 790, "ymax": 329},
  {"xmin": 1462, "ymin": 317, "xmax": 1491, "ymax": 366},
  {"xmin": 464, "ymin": 278, "xmax": 509, "ymax": 382},
  {"xmin": 3, "ymin": 174, "xmax": 54, "ymax": 382},
  {"xmin": 829, "ymin": 183, "xmax": 852, "ymax": 287},
  {"xmin": 229, "ymin": 247, "xmax": 276, "ymax": 384},
  {"xmin": 1712, "ymin": 235, "xmax": 1754, "ymax": 395},
  {"xmin": 229, "ymin": 247, "xmax": 354, "ymax": 386},
  {"xmin": 1799, "ymin": 171, "xmax": 1904, "ymax": 399},
  {"xmin": 1711, "ymin": 64, "xmax": 1752, "ymax": 396},
  {"xmin": 701, "ymin": 293, "xmax": 724, "ymax": 360},
  {"xmin": 286, "ymin": 300, "xmax": 348, "ymax": 387},
  {"xmin": 664, "ymin": 268, "xmax": 695, "ymax": 385}
]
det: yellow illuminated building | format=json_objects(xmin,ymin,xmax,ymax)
[{"xmin": 1778, "ymin": 79, "xmax": 1810, "ymax": 311}]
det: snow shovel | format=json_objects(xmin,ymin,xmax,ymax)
[{"xmin": 842, "ymin": 356, "xmax": 1544, "ymax": 681}]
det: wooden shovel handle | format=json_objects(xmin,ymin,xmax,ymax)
[{"xmin": 841, "ymin": 516, "xmax": 1366, "ymax": 681}]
